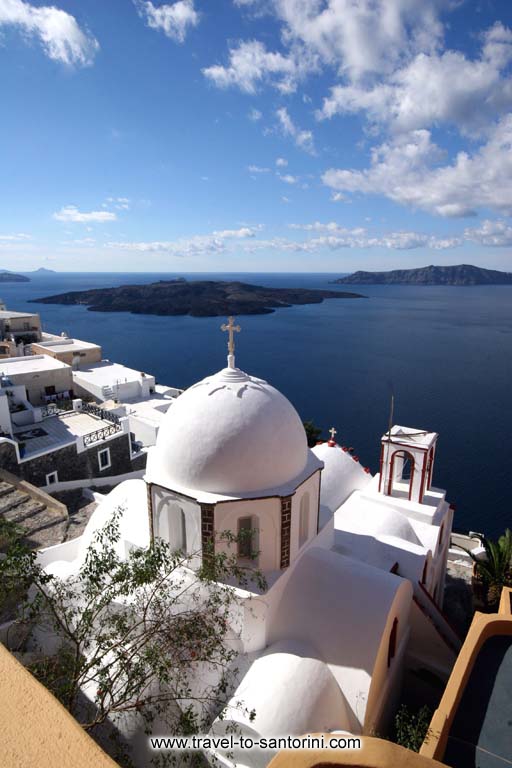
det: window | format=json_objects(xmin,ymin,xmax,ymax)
[
  {"xmin": 388, "ymin": 618, "xmax": 399, "ymax": 667},
  {"xmin": 167, "ymin": 503, "xmax": 187, "ymax": 552},
  {"xmin": 237, "ymin": 517, "xmax": 253, "ymax": 560},
  {"xmin": 98, "ymin": 447, "xmax": 111, "ymax": 471},
  {"xmin": 299, "ymin": 493, "xmax": 310, "ymax": 548},
  {"xmin": 44, "ymin": 385, "xmax": 56, "ymax": 396},
  {"xmin": 46, "ymin": 471, "xmax": 58, "ymax": 486}
]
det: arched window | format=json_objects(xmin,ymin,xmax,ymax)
[
  {"xmin": 299, "ymin": 493, "xmax": 310, "ymax": 548},
  {"xmin": 237, "ymin": 516, "xmax": 254, "ymax": 560},
  {"xmin": 387, "ymin": 450, "xmax": 415, "ymax": 500},
  {"xmin": 387, "ymin": 618, "xmax": 399, "ymax": 667},
  {"xmin": 168, "ymin": 503, "xmax": 187, "ymax": 552}
]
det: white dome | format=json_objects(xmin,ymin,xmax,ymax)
[
  {"xmin": 216, "ymin": 641, "xmax": 350, "ymax": 738},
  {"xmin": 147, "ymin": 366, "xmax": 308, "ymax": 495},
  {"xmin": 340, "ymin": 503, "xmax": 422, "ymax": 546},
  {"xmin": 312, "ymin": 441, "xmax": 372, "ymax": 514}
]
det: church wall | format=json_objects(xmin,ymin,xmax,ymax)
[
  {"xmin": 288, "ymin": 471, "xmax": 321, "ymax": 564},
  {"xmin": 364, "ymin": 579, "xmax": 413, "ymax": 735},
  {"xmin": 431, "ymin": 504, "xmax": 453, "ymax": 606},
  {"xmin": 152, "ymin": 486, "xmax": 201, "ymax": 560},
  {"xmin": 214, "ymin": 496, "xmax": 281, "ymax": 573}
]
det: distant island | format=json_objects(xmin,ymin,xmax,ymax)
[
  {"xmin": 31, "ymin": 267, "xmax": 56, "ymax": 274},
  {"xmin": 31, "ymin": 279, "xmax": 364, "ymax": 317},
  {"xmin": 333, "ymin": 264, "xmax": 512, "ymax": 286},
  {"xmin": 0, "ymin": 270, "xmax": 30, "ymax": 283}
]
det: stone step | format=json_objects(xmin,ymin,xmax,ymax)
[
  {"xmin": 0, "ymin": 481, "xmax": 14, "ymax": 498},
  {"xmin": 3, "ymin": 503, "xmax": 66, "ymax": 540},
  {"xmin": 0, "ymin": 489, "xmax": 30, "ymax": 514},
  {"xmin": 2, "ymin": 499, "xmax": 47, "ymax": 525},
  {"xmin": 25, "ymin": 518, "xmax": 68, "ymax": 550}
]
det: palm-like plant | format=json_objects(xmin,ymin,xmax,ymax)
[{"xmin": 467, "ymin": 529, "xmax": 512, "ymax": 608}]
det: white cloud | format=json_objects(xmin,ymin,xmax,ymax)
[
  {"xmin": 276, "ymin": 157, "xmax": 288, "ymax": 167},
  {"xmin": 247, "ymin": 164, "xmax": 271, "ymax": 173},
  {"xmin": 322, "ymin": 117, "xmax": 512, "ymax": 217},
  {"xmin": 136, "ymin": 0, "xmax": 199, "ymax": 42},
  {"xmin": 278, "ymin": 173, "xmax": 298, "ymax": 184},
  {"xmin": 105, "ymin": 196, "xmax": 131, "ymax": 210},
  {"xmin": 212, "ymin": 227, "xmax": 257, "ymax": 238},
  {"xmin": 464, "ymin": 219, "xmax": 512, "ymax": 247},
  {"xmin": 245, "ymin": 229, "xmax": 461, "ymax": 252},
  {"xmin": 0, "ymin": 232, "xmax": 31, "ymax": 241},
  {"xmin": 235, "ymin": 0, "xmax": 445, "ymax": 81},
  {"xmin": 202, "ymin": 39, "xmax": 315, "ymax": 94},
  {"xmin": 108, "ymin": 226, "xmax": 257, "ymax": 256},
  {"xmin": 289, "ymin": 221, "xmax": 366, "ymax": 236},
  {"xmin": 65, "ymin": 237, "xmax": 97, "ymax": 246},
  {"xmin": 0, "ymin": 0, "xmax": 98, "ymax": 65},
  {"xmin": 276, "ymin": 107, "xmax": 315, "ymax": 153},
  {"xmin": 318, "ymin": 23, "xmax": 512, "ymax": 137},
  {"xmin": 53, "ymin": 206, "xmax": 117, "ymax": 223},
  {"xmin": 248, "ymin": 108, "xmax": 262, "ymax": 121}
]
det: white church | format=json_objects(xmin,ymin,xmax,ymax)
[{"xmin": 39, "ymin": 318, "xmax": 459, "ymax": 767}]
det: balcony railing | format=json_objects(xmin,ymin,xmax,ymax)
[
  {"xmin": 81, "ymin": 402, "xmax": 120, "ymax": 425},
  {"xmin": 40, "ymin": 404, "xmax": 59, "ymax": 418},
  {"xmin": 83, "ymin": 423, "xmax": 122, "ymax": 446}
]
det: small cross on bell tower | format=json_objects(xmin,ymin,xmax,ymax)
[
  {"xmin": 328, "ymin": 427, "xmax": 337, "ymax": 446},
  {"xmin": 221, "ymin": 316, "xmax": 241, "ymax": 369}
]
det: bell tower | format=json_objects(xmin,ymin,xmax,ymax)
[{"xmin": 379, "ymin": 425, "xmax": 438, "ymax": 504}]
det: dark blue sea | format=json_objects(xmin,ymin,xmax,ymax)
[{"xmin": 2, "ymin": 271, "xmax": 511, "ymax": 539}]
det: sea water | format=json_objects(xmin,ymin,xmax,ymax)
[{"xmin": 2, "ymin": 271, "xmax": 511, "ymax": 538}]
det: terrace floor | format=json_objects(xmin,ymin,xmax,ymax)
[{"xmin": 14, "ymin": 411, "xmax": 117, "ymax": 457}]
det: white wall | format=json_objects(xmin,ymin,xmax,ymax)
[
  {"xmin": 127, "ymin": 413, "xmax": 158, "ymax": 448},
  {"xmin": 289, "ymin": 471, "xmax": 321, "ymax": 564},
  {"xmin": 364, "ymin": 582, "xmax": 412, "ymax": 735},
  {"xmin": 0, "ymin": 392, "xmax": 12, "ymax": 434},
  {"xmin": 152, "ymin": 487, "xmax": 201, "ymax": 561},
  {"xmin": 215, "ymin": 496, "xmax": 282, "ymax": 574}
]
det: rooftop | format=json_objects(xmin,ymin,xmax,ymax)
[
  {"xmin": 382, "ymin": 425, "xmax": 438, "ymax": 449},
  {"xmin": 0, "ymin": 355, "xmax": 71, "ymax": 375},
  {"xmin": 33, "ymin": 338, "xmax": 100, "ymax": 354},
  {"xmin": 0, "ymin": 310, "xmax": 39, "ymax": 320},
  {"xmin": 120, "ymin": 385, "xmax": 180, "ymax": 423},
  {"xmin": 73, "ymin": 359, "xmax": 154, "ymax": 386},
  {"xmin": 13, "ymin": 410, "xmax": 121, "ymax": 457}
]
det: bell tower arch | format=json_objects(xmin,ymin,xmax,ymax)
[{"xmin": 379, "ymin": 425, "xmax": 438, "ymax": 504}]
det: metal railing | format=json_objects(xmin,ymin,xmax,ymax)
[
  {"xmin": 83, "ymin": 423, "xmax": 122, "ymax": 446},
  {"xmin": 81, "ymin": 401, "xmax": 120, "ymax": 425},
  {"xmin": 40, "ymin": 404, "xmax": 59, "ymax": 418}
]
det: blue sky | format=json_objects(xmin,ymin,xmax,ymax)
[{"xmin": 1, "ymin": 0, "xmax": 512, "ymax": 272}]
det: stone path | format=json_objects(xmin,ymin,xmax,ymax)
[{"xmin": 0, "ymin": 479, "xmax": 68, "ymax": 549}]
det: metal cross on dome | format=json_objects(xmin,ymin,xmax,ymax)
[
  {"xmin": 221, "ymin": 316, "xmax": 241, "ymax": 369},
  {"xmin": 329, "ymin": 427, "xmax": 337, "ymax": 442}
]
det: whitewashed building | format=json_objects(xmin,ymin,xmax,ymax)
[{"xmin": 38, "ymin": 318, "xmax": 459, "ymax": 768}]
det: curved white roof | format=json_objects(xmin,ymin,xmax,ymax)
[
  {"xmin": 339, "ymin": 501, "xmax": 422, "ymax": 546},
  {"xmin": 216, "ymin": 640, "xmax": 350, "ymax": 738},
  {"xmin": 147, "ymin": 366, "xmax": 308, "ymax": 495},
  {"xmin": 267, "ymin": 546, "xmax": 412, "ymax": 730},
  {"xmin": 312, "ymin": 441, "xmax": 372, "ymax": 517},
  {"xmin": 40, "ymin": 480, "xmax": 150, "ymax": 579}
]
